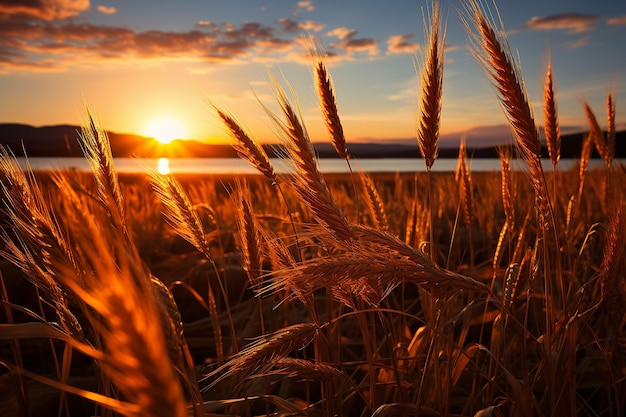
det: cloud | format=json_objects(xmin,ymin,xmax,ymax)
[
  {"xmin": 0, "ymin": 0, "xmax": 89, "ymax": 21},
  {"xmin": 297, "ymin": 1, "xmax": 314, "ymax": 13},
  {"xmin": 0, "ymin": 17, "xmax": 302, "ymax": 71},
  {"xmin": 327, "ymin": 27, "xmax": 378, "ymax": 57},
  {"xmin": 277, "ymin": 18, "xmax": 300, "ymax": 33},
  {"xmin": 523, "ymin": 13, "xmax": 600, "ymax": 34},
  {"xmin": 327, "ymin": 27, "xmax": 356, "ymax": 40},
  {"xmin": 97, "ymin": 5, "xmax": 116, "ymax": 15},
  {"xmin": 299, "ymin": 20, "xmax": 324, "ymax": 32},
  {"xmin": 564, "ymin": 36, "xmax": 590, "ymax": 48},
  {"xmin": 0, "ymin": 3, "xmax": 376, "ymax": 72},
  {"xmin": 607, "ymin": 15, "xmax": 626, "ymax": 25},
  {"xmin": 278, "ymin": 18, "xmax": 324, "ymax": 32},
  {"xmin": 386, "ymin": 34, "xmax": 419, "ymax": 54}
]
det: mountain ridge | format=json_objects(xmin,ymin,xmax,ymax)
[{"xmin": 0, "ymin": 123, "xmax": 623, "ymax": 160}]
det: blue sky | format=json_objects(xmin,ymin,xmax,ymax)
[{"xmin": 1, "ymin": 0, "xmax": 625, "ymax": 147}]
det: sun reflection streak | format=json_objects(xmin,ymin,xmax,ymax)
[{"xmin": 157, "ymin": 157, "xmax": 170, "ymax": 175}]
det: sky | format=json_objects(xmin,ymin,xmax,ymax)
[{"xmin": 1, "ymin": 0, "xmax": 625, "ymax": 148}]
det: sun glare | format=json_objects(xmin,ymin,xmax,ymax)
[
  {"xmin": 144, "ymin": 116, "xmax": 186, "ymax": 144},
  {"xmin": 157, "ymin": 157, "xmax": 170, "ymax": 175}
]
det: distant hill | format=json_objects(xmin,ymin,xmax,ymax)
[{"xmin": 0, "ymin": 123, "xmax": 624, "ymax": 159}]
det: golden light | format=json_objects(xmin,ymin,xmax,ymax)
[
  {"xmin": 157, "ymin": 157, "xmax": 170, "ymax": 175},
  {"xmin": 144, "ymin": 116, "xmax": 187, "ymax": 144}
]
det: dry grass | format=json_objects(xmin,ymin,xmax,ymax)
[{"xmin": 1, "ymin": 1, "xmax": 625, "ymax": 416}]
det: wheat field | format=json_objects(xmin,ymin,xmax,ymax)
[{"xmin": 1, "ymin": 1, "xmax": 625, "ymax": 416}]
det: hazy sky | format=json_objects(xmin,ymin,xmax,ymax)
[{"xmin": 1, "ymin": 0, "xmax": 625, "ymax": 147}]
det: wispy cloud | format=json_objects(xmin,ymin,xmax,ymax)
[
  {"xmin": 299, "ymin": 20, "xmax": 325, "ymax": 32},
  {"xmin": 297, "ymin": 1, "xmax": 315, "ymax": 13},
  {"xmin": 565, "ymin": 36, "xmax": 590, "ymax": 48},
  {"xmin": 326, "ymin": 27, "xmax": 378, "ymax": 57},
  {"xmin": 97, "ymin": 5, "xmax": 117, "ymax": 15},
  {"xmin": 523, "ymin": 13, "xmax": 600, "ymax": 34},
  {"xmin": 278, "ymin": 18, "xmax": 324, "ymax": 33},
  {"xmin": 0, "ymin": 0, "xmax": 89, "ymax": 21},
  {"xmin": 607, "ymin": 15, "xmax": 626, "ymax": 26},
  {"xmin": 386, "ymin": 34, "xmax": 419, "ymax": 55}
]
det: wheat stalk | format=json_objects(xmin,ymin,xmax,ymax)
[
  {"xmin": 417, "ymin": 1, "xmax": 445, "ymax": 171},
  {"xmin": 583, "ymin": 101, "xmax": 612, "ymax": 168},
  {"xmin": 149, "ymin": 171, "xmax": 212, "ymax": 258},
  {"xmin": 455, "ymin": 139, "xmax": 474, "ymax": 228},
  {"xmin": 202, "ymin": 323, "xmax": 318, "ymax": 390},
  {"xmin": 55, "ymin": 228, "xmax": 187, "ymax": 417},
  {"xmin": 267, "ymin": 357, "xmax": 347, "ymax": 382},
  {"xmin": 79, "ymin": 110, "xmax": 128, "ymax": 238},
  {"xmin": 264, "ymin": 235, "xmax": 488, "ymax": 308},
  {"xmin": 214, "ymin": 106, "xmax": 276, "ymax": 182},
  {"xmin": 315, "ymin": 58, "xmax": 349, "ymax": 161},
  {"xmin": 499, "ymin": 147, "xmax": 515, "ymax": 228},
  {"xmin": 544, "ymin": 61, "xmax": 560, "ymax": 168},
  {"xmin": 267, "ymin": 77, "xmax": 352, "ymax": 244},
  {"xmin": 607, "ymin": 93, "xmax": 616, "ymax": 159},
  {"xmin": 360, "ymin": 173, "xmax": 389, "ymax": 231},
  {"xmin": 493, "ymin": 147, "xmax": 515, "ymax": 272},
  {"xmin": 599, "ymin": 202, "xmax": 623, "ymax": 306},
  {"xmin": 464, "ymin": 0, "xmax": 553, "ymax": 227},
  {"xmin": 148, "ymin": 169, "xmax": 233, "ymax": 360},
  {"xmin": 234, "ymin": 184, "xmax": 264, "ymax": 289},
  {"xmin": 0, "ymin": 150, "xmax": 83, "ymax": 337}
]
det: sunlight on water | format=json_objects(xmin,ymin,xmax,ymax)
[
  {"xmin": 157, "ymin": 157, "xmax": 170, "ymax": 175},
  {"xmin": 15, "ymin": 157, "xmax": 618, "ymax": 175}
]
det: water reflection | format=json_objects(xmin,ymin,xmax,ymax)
[{"xmin": 157, "ymin": 157, "xmax": 170, "ymax": 175}]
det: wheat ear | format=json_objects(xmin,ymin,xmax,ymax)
[
  {"xmin": 267, "ymin": 357, "xmax": 347, "ymax": 382},
  {"xmin": 267, "ymin": 76, "xmax": 352, "ymax": 244},
  {"xmin": 493, "ymin": 147, "xmax": 515, "ymax": 272},
  {"xmin": 0, "ymin": 150, "xmax": 83, "ymax": 337},
  {"xmin": 465, "ymin": 1, "xmax": 555, "ymax": 228},
  {"xmin": 314, "ymin": 51, "xmax": 362, "ymax": 221},
  {"xmin": 455, "ymin": 139, "xmax": 474, "ymax": 228},
  {"xmin": 214, "ymin": 106, "xmax": 276, "ymax": 182},
  {"xmin": 607, "ymin": 93, "xmax": 616, "ymax": 159},
  {"xmin": 316, "ymin": 59, "xmax": 349, "ymax": 160},
  {"xmin": 417, "ymin": 1, "xmax": 445, "ymax": 170},
  {"xmin": 148, "ymin": 170, "xmax": 234, "ymax": 360},
  {"xmin": 544, "ymin": 61, "xmax": 560, "ymax": 168},
  {"xmin": 201, "ymin": 323, "xmax": 318, "ymax": 390},
  {"xmin": 599, "ymin": 202, "xmax": 623, "ymax": 306},
  {"xmin": 360, "ymin": 172, "xmax": 389, "ymax": 231},
  {"xmin": 583, "ymin": 101, "xmax": 612, "ymax": 168},
  {"xmin": 55, "ymin": 228, "xmax": 186, "ymax": 417},
  {"xmin": 79, "ymin": 110, "xmax": 128, "ymax": 237},
  {"xmin": 234, "ymin": 184, "xmax": 264, "ymax": 289}
]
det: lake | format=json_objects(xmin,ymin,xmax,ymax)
[{"xmin": 15, "ymin": 156, "xmax": 609, "ymax": 175}]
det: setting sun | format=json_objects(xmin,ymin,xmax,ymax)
[{"xmin": 144, "ymin": 116, "xmax": 186, "ymax": 144}]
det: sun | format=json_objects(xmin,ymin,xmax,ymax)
[{"xmin": 144, "ymin": 116, "xmax": 186, "ymax": 144}]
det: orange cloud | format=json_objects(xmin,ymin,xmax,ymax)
[
  {"xmin": 297, "ymin": 1, "xmax": 314, "ymax": 13},
  {"xmin": 278, "ymin": 18, "xmax": 324, "ymax": 33},
  {"xmin": 0, "ymin": 0, "xmax": 89, "ymax": 20},
  {"xmin": 523, "ymin": 13, "xmax": 600, "ymax": 34},
  {"xmin": 386, "ymin": 34, "xmax": 419, "ymax": 54},
  {"xmin": 299, "ymin": 20, "xmax": 324, "ymax": 32},
  {"xmin": 607, "ymin": 15, "xmax": 626, "ymax": 25},
  {"xmin": 0, "ymin": 5, "xmax": 380, "ymax": 72},
  {"xmin": 97, "ymin": 5, "xmax": 116, "ymax": 15},
  {"xmin": 327, "ymin": 27, "xmax": 356, "ymax": 41},
  {"xmin": 327, "ymin": 27, "xmax": 378, "ymax": 57},
  {"xmin": 0, "ymin": 18, "xmax": 302, "ymax": 70},
  {"xmin": 565, "ymin": 36, "xmax": 590, "ymax": 48}
]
